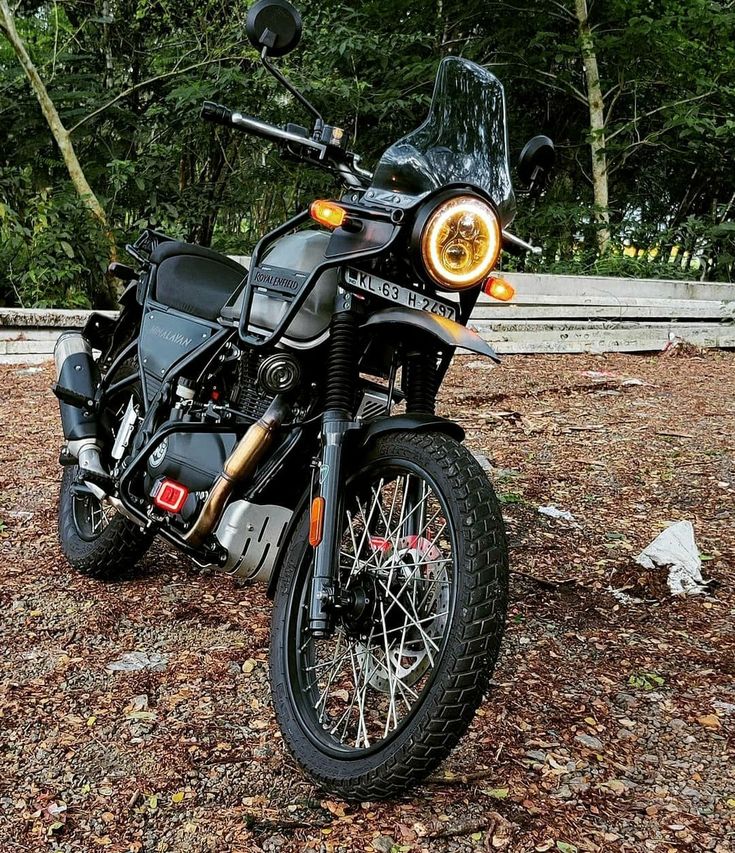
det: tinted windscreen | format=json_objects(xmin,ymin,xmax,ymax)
[{"xmin": 368, "ymin": 57, "xmax": 515, "ymax": 226}]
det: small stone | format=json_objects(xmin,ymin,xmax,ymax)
[
  {"xmin": 575, "ymin": 734, "xmax": 603, "ymax": 751},
  {"xmin": 568, "ymin": 776, "xmax": 590, "ymax": 794},
  {"xmin": 525, "ymin": 750, "xmax": 547, "ymax": 763},
  {"xmin": 682, "ymin": 787, "xmax": 699, "ymax": 799},
  {"xmin": 555, "ymin": 785, "xmax": 573, "ymax": 799},
  {"xmin": 372, "ymin": 836, "xmax": 395, "ymax": 853}
]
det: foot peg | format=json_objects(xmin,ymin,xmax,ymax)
[
  {"xmin": 52, "ymin": 382, "xmax": 94, "ymax": 410},
  {"xmin": 79, "ymin": 467, "xmax": 115, "ymax": 493}
]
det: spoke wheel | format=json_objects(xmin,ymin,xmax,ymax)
[
  {"xmin": 270, "ymin": 431, "xmax": 509, "ymax": 799},
  {"xmin": 295, "ymin": 466, "xmax": 455, "ymax": 753},
  {"xmin": 72, "ymin": 490, "xmax": 113, "ymax": 541}
]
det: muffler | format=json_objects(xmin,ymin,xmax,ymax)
[
  {"xmin": 53, "ymin": 331, "xmax": 109, "ymax": 487},
  {"xmin": 184, "ymin": 395, "xmax": 290, "ymax": 547}
]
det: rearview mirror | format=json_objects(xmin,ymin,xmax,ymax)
[
  {"xmin": 518, "ymin": 135, "xmax": 555, "ymax": 189},
  {"xmin": 246, "ymin": 0, "xmax": 302, "ymax": 57}
]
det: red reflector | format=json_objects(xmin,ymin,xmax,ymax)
[{"xmin": 153, "ymin": 479, "xmax": 189, "ymax": 513}]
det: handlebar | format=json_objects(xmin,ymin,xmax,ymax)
[
  {"xmin": 201, "ymin": 100, "xmax": 370, "ymax": 188},
  {"xmin": 200, "ymin": 101, "xmax": 233, "ymax": 126},
  {"xmin": 202, "ymin": 100, "xmax": 324, "ymax": 153}
]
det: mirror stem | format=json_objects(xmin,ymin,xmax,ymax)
[{"xmin": 261, "ymin": 47, "xmax": 323, "ymax": 128}]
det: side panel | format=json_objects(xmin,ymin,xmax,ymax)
[{"xmin": 138, "ymin": 306, "xmax": 216, "ymax": 399}]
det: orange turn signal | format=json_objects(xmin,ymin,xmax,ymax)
[
  {"xmin": 483, "ymin": 276, "xmax": 515, "ymax": 302},
  {"xmin": 310, "ymin": 200, "xmax": 347, "ymax": 229},
  {"xmin": 309, "ymin": 496, "xmax": 326, "ymax": 547}
]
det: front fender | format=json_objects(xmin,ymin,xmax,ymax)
[
  {"xmin": 362, "ymin": 306, "xmax": 500, "ymax": 363},
  {"xmin": 359, "ymin": 413, "xmax": 465, "ymax": 445}
]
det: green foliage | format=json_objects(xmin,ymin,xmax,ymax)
[
  {"xmin": 0, "ymin": 0, "xmax": 733, "ymax": 308},
  {"xmin": 628, "ymin": 671, "xmax": 665, "ymax": 691},
  {"xmin": 0, "ymin": 169, "xmax": 109, "ymax": 308}
]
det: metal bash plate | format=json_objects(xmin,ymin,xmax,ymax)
[{"xmin": 214, "ymin": 500, "xmax": 293, "ymax": 584}]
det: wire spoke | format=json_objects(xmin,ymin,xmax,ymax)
[{"xmin": 297, "ymin": 462, "xmax": 455, "ymax": 751}]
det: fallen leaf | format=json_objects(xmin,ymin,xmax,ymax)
[
  {"xmin": 321, "ymin": 799, "xmax": 346, "ymax": 817},
  {"xmin": 601, "ymin": 779, "xmax": 626, "ymax": 795},
  {"xmin": 483, "ymin": 788, "xmax": 509, "ymax": 799},
  {"xmin": 697, "ymin": 715, "xmax": 721, "ymax": 729}
]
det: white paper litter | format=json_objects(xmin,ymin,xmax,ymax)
[
  {"xmin": 106, "ymin": 651, "xmax": 168, "ymax": 672},
  {"xmin": 538, "ymin": 505, "xmax": 575, "ymax": 522},
  {"xmin": 635, "ymin": 520, "xmax": 710, "ymax": 596},
  {"xmin": 609, "ymin": 588, "xmax": 644, "ymax": 605},
  {"xmin": 471, "ymin": 451, "xmax": 493, "ymax": 473}
]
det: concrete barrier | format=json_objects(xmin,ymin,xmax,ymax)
[{"xmin": 2, "ymin": 272, "xmax": 733, "ymax": 363}]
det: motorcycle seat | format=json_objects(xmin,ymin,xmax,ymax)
[{"xmin": 149, "ymin": 241, "xmax": 248, "ymax": 321}]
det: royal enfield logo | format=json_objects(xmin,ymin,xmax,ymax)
[
  {"xmin": 149, "ymin": 324, "xmax": 194, "ymax": 348},
  {"xmin": 253, "ymin": 267, "xmax": 305, "ymax": 293}
]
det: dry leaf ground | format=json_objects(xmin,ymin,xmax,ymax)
[{"xmin": 0, "ymin": 350, "xmax": 733, "ymax": 853}]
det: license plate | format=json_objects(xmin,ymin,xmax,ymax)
[{"xmin": 343, "ymin": 268, "xmax": 457, "ymax": 321}]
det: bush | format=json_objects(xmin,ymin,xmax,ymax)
[{"xmin": 0, "ymin": 168, "xmax": 111, "ymax": 308}]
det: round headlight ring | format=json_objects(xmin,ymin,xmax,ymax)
[{"xmin": 420, "ymin": 195, "xmax": 501, "ymax": 290}]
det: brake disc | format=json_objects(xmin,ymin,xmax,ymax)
[{"xmin": 357, "ymin": 535, "xmax": 449, "ymax": 693}]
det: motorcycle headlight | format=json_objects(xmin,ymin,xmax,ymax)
[{"xmin": 418, "ymin": 195, "xmax": 501, "ymax": 290}]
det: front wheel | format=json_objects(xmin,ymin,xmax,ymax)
[{"xmin": 270, "ymin": 431, "xmax": 508, "ymax": 799}]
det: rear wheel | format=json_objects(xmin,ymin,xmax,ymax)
[
  {"xmin": 58, "ymin": 465, "xmax": 152, "ymax": 579},
  {"xmin": 270, "ymin": 431, "xmax": 508, "ymax": 799}
]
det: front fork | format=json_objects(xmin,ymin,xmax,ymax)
[
  {"xmin": 308, "ymin": 414, "xmax": 352, "ymax": 637},
  {"xmin": 307, "ymin": 296, "xmax": 441, "ymax": 637},
  {"xmin": 308, "ymin": 293, "xmax": 360, "ymax": 637}
]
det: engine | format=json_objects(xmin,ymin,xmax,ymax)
[{"xmin": 137, "ymin": 347, "xmax": 303, "ymax": 580}]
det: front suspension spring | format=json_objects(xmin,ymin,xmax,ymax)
[
  {"xmin": 404, "ymin": 351, "xmax": 438, "ymax": 415},
  {"xmin": 324, "ymin": 311, "xmax": 359, "ymax": 414}
]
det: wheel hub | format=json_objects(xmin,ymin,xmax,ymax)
[{"xmin": 338, "ymin": 536, "xmax": 449, "ymax": 692}]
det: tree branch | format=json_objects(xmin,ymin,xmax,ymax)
[
  {"xmin": 606, "ymin": 91, "xmax": 716, "ymax": 143},
  {"xmin": 69, "ymin": 53, "xmax": 253, "ymax": 134}
]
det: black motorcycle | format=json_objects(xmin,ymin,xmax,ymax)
[{"xmin": 53, "ymin": 0, "xmax": 553, "ymax": 798}]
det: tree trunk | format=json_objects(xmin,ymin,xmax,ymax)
[
  {"xmin": 0, "ymin": 0, "xmax": 109, "ymax": 229},
  {"xmin": 574, "ymin": 0, "xmax": 610, "ymax": 254}
]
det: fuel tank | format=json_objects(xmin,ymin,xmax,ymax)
[{"xmin": 220, "ymin": 230, "xmax": 338, "ymax": 346}]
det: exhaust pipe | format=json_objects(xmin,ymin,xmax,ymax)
[
  {"xmin": 53, "ymin": 331, "xmax": 108, "ymax": 487},
  {"xmin": 184, "ymin": 395, "xmax": 290, "ymax": 547}
]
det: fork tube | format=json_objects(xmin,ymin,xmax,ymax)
[{"xmin": 309, "ymin": 294, "xmax": 359, "ymax": 638}]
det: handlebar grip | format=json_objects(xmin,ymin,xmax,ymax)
[{"xmin": 201, "ymin": 101, "xmax": 233, "ymax": 126}]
